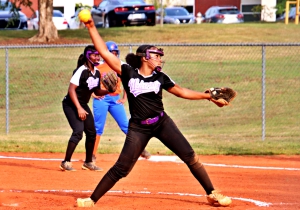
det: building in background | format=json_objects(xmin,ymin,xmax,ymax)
[
  {"xmin": 240, "ymin": 0, "xmax": 261, "ymax": 21},
  {"xmin": 53, "ymin": 0, "xmax": 93, "ymax": 21},
  {"xmin": 260, "ymin": 0, "xmax": 277, "ymax": 22}
]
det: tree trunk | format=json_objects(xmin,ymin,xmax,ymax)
[{"xmin": 29, "ymin": 0, "xmax": 58, "ymax": 43}]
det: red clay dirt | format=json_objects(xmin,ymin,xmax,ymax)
[{"xmin": 0, "ymin": 153, "xmax": 299, "ymax": 210}]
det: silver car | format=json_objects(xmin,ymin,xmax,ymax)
[
  {"xmin": 0, "ymin": 0, "xmax": 28, "ymax": 29},
  {"xmin": 156, "ymin": 7, "xmax": 196, "ymax": 24}
]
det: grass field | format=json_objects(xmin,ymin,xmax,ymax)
[
  {"xmin": 0, "ymin": 23, "xmax": 299, "ymax": 155},
  {"xmin": 0, "ymin": 22, "xmax": 300, "ymax": 43}
]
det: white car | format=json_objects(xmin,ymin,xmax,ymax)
[
  {"xmin": 28, "ymin": 10, "xmax": 69, "ymax": 30},
  {"xmin": 68, "ymin": 9, "xmax": 86, "ymax": 29},
  {"xmin": 204, "ymin": 6, "xmax": 244, "ymax": 24}
]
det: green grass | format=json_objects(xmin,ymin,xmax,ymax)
[
  {"xmin": 0, "ymin": 23, "xmax": 299, "ymax": 155},
  {"xmin": 0, "ymin": 22, "xmax": 300, "ymax": 43}
]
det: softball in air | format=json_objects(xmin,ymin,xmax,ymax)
[{"xmin": 78, "ymin": 9, "xmax": 91, "ymax": 23}]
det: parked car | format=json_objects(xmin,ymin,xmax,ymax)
[
  {"xmin": 277, "ymin": 7, "xmax": 299, "ymax": 21},
  {"xmin": 156, "ymin": 6, "xmax": 196, "ymax": 24},
  {"xmin": 68, "ymin": 8, "xmax": 86, "ymax": 29},
  {"xmin": 91, "ymin": 0, "xmax": 156, "ymax": 28},
  {"xmin": 0, "ymin": 0, "xmax": 28, "ymax": 29},
  {"xmin": 204, "ymin": 6, "xmax": 244, "ymax": 24},
  {"xmin": 28, "ymin": 10, "xmax": 69, "ymax": 30}
]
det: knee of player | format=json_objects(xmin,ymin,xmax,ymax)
[
  {"xmin": 185, "ymin": 153, "xmax": 203, "ymax": 170},
  {"xmin": 111, "ymin": 162, "xmax": 134, "ymax": 179},
  {"xmin": 86, "ymin": 132, "xmax": 96, "ymax": 141},
  {"xmin": 69, "ymin": 138, "xmax": 81, "ymax": 145},
  {"xmin": 70, "ymin": 132, "xmax": 84, "ymax": 144},
  {"xmin": 107, "ymin": 168, "xmax": 129, "ymax": 181}
]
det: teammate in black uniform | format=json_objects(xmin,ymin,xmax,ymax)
[
  {"xmin": 77, "ymin": 20, "xmax": 232, "ymax": 207},
  {"xmin": 60, "ymin": 45, "xmax": 110, "ymax": 172}
]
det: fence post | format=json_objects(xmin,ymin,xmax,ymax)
[
  {"xmin": 5, "ymin": 48, "xmax": 9, "ymax": 134},
  {"xmin": 261, "ymin": 45, "xmax": 266, "ymax": 141}
]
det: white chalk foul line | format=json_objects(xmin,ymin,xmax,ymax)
[
  {"xmin": 1, "ymin": 189, "xmax": 271, "ymax": 207},
  {"xmin": 0, "ymin": 155, "xmax": 79, "ymax": 162},
  {"xmin": 1, "ymin": 203, "xmax": 19, "ymax": 207},
  {"xmin": 202, "ymin": 163, "xmax": 300, "ymax": 171},
  {"xmin": 1, "ymin": 155, "xmax": 299, "ymax": 171},
  {"xmin": 144, "ymin": 156, "xmax": 300, "ymax": 171}
]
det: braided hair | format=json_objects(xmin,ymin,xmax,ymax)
[{"xmin": 125, "ymin": 45, "xmax": 155, "ymax": 69}]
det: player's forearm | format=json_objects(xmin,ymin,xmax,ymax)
[
  {"xmin": 68, "ymin": 88, "xmax": 81, "ymax": 109},
  {"xmin": 179, "ymin": 88, "xmax": 211, "ymax": 100},
  {"xmin": 88, "ymin": 26, "xmax": 107, "ymax": 57},
  {"xmin": 168, "ymin": 84, "xmax": 211, "ymax": 100},
  {"xmin": 86, "ymin": 23, "xmax": 122, "ymax": 75}
]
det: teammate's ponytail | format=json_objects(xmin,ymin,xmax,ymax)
[
  {"xmin": 72, "ymin": 53, "xmax": 86, "ymax": 75},
  {"xmin": 77, "ymin": 54, "xmax": 85, "ymax": 68}
]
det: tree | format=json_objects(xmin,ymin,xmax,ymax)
[
  {"xmin": 1, "ymin": 0, "xmax": 33, "ymax": 11},
  {"xmin": 2, "ymin": 0, "xmax": 57, "ymax": 43},
  {"xmin": 252, "ymin": 0, "xmax": 289, "ymax": 16},
  {"xmin": 29, "ymin": 0, "xmax": 58, "ymax": 43},
  {"xmin": 276, "ymin": 0, "xmax": 288, "ymax": 15}
]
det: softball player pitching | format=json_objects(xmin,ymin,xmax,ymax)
[
  {"xmin": 92, "ymin": 41, "xmax": 151, "ymax": 162},
  {"xmin": 76, "ymin": 19, "xmax": 232, "ymax": 207}
]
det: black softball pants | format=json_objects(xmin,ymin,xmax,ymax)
[
  {"xmin": 90, "ymin": 112, "xmax": 214, "ymax": 202},
  {"xmin": 62, "ymin": 100, "xmax": 96, "ymax": 162}
]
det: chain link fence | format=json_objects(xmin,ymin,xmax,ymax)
[{"xmin": 0, "ymin": 43, "xmax": 299, "ymax": 142}]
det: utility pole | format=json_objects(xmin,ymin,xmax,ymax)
[{"xmin": 160, "ymin": 0, "xmax": 163, "ymax": 27}]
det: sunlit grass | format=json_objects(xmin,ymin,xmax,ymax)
[{"xmin": 0, "ymin": 23, "xmax": 300, "ymax": 44}]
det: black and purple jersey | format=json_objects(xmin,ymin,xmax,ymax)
[
  {"xmin": 64, "ymin": 65, "xmax": 101, "ymax": 105},
  {"xmin": 120, "ymin": 64, "xmax": 175, "ymax": 120}
]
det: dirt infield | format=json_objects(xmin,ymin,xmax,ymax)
[{"xmin": 0, "ymin": 153, "xmax": 299, "ymax": 210}]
